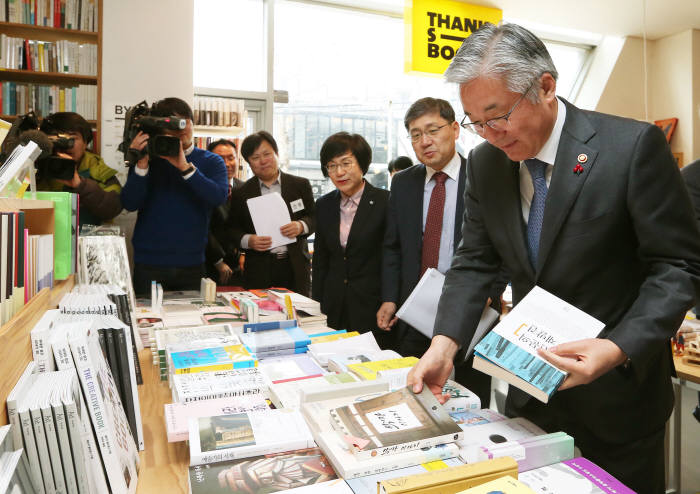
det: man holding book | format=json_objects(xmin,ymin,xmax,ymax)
[
  {"xmin": 408, "ymin": 23, "xmax": 700, "ymax": 494},
  {"xmin": 377, "ymin": 97, "xmax": 504, "ymax": 408}
]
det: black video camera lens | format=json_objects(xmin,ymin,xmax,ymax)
[
  {"xmin": 49, "ymin": 134, "xmax": 75, "ymax": 151},
  {"xmin": 148, "ymin": 135, "xmax": 181, "ymax": 157}
]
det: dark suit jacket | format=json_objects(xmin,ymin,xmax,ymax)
[
  {"xmin": 207, "ymin": 178, "xmax": 244, "ymax": 277},
  {"xmin": 225, "ymin": 172, "xmax": 315, "ymax": 295},
  {"xmin": 312, "ymin": 182, "xmax": 389, "ymax": 331},
  {"xmin": 681, "ymin": 159, "xmax": 700, "ymax": 225},
  {"xmin": 436, "ymin": 99, "xmax": 700, "ymax": 444}
]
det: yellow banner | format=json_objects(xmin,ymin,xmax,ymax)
[{"xmin": 405, "ymin": 0, "xmax": 502, "ymax": 75}]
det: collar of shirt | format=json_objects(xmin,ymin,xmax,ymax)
[
  {"xmin": 259, "ymin": 172, "xmax": 282, "ymax": 191},
  {"xmin": 424, "ymin": 151, "xmax": 461, "ymax": 184},
  {"xmin": 184, "ymin": 142, "xmax": 195, "ymax": 156},
  {"xmin": 341, "ymin": 180, "xmax": 365, "ymax": 207}
]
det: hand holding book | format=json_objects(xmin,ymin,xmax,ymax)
[
  {"xmin": 406, "ymin": 334, "xmax": 460, "ymax": 403},
  {"xmin": 537, "ymin": 337, "xmax": 628, "ymax": 390}
]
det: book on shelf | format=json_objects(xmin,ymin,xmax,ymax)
[
  {"xmin": 268, "ymin": 372, "xmax": 358, "ymax": 409},
  {"xmin": 0, "ymin": 0, "xmax": 99, "ymax": 31},
  {"xmin": 258, "ymin": 353, "xmax": 324, "ymax": 385},
  {"xmin": 69, "ymin": 326, "xmax": 139, "ymax": 494},
  {"xmin": 0, "ymin": 35, "xmax": 98, "ymax": 76},
  {"xmin": 172, "ymin": 368, "xmax": 268, "ymax": 403},
  {"xmin": 455, "ymin": 475, "xmax": 536, "ymax": 493},
  {"xmin": 33, "ymin": 192, "xmax": 76, "ymax": 280},
  {"xmin": 0, "ymin": 140, "xmax": 40, "ymax": 198},
  {"xmin": 188, "ymin": 408, "xmax": 315, "ymax": 466},
  {"xmin": 377, "ymin": 457, "xmax": 518, "ymax": 494},
  {"xmin": 455, "ymin": 417, "xmax": 545, "ymax": 460},
  {"xmin": 518, "ymin": 457, "xmax": 636, "ymax": 494},
  {"xmin": 193, "ymin": 96, "xmax": 244, "ymax": 128},
  {"xmin": 316, "ymin": 429, "xmax": 461, "ymax": 481},
  {"xmin": 164, "ymin": 395, "xmax": 269, "ymax": 443},
  {"xmin": 78, "ymin": 233, "xmax": 136, "ymax": 310},
  {"xmin": 345, "ymin": 456, "xmax": 464, "ymax": 493},
  {"xmin": 476, "ymin": 431, "xmax": 574, "ymax": 473},
  {"xmin": 472, "ymin": 286, "xmax": 605, "ymax": 403},
  {"xmin": 329, "ymin": 387, "xmax": 464, "ymax": 460},
  {"xmin": 170, "ymin": 344, "xmax": 257, "ymax": 374},
  {"xmin": 307, "ymin": 331, "xmax": 383, "ymax": 367},
  {"xmin": 1, "ymin": 82, "xmax": 98, "ymax": 120},
  {"xmin": 347, "ymin": 356, "xmax": 419, "ymax": 381},
  {"xmin": 188, "ymin": 447, "xmax": 338, "ymax": 494}
]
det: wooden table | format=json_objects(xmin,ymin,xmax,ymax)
[
  {"xmin": 135, "ymin": 349, "xmax": 189, "ymax": 493},
  {"xmin": 670, "ymin": 354, "xmax": 700, "ymax": 494}
]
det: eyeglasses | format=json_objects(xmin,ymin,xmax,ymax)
[
  {"xmin": 460, "ymin": 84, "xmax": 533, "ymax": 135},
  {"xmin": 408, "ymin": 123, "xmax": 449, "ymax": 143},
  {"xmin": 326, "ymin": 160, "xmax": 355, "ymax": 175}
]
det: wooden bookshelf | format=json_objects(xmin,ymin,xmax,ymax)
[
  {"xmin": 136, "ymin": 349, "xmax": 189, "ymax": 493},
  {"xmin": 0, "ymin": 0, "xmax": 103, "ymax": 152},
  {"xmin": 0, "ymin": 274, "xmax": 74, "ymax": 426},
  {"xmin": 0, "ymin": 114, "xmax": 96, "ymax": 126}
]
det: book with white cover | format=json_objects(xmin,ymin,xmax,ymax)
[
  {"xmin": 519, "ymin": 457, "xmax": 636, "ymax": 494},
  {"xmin": 0, "ymin": 450, "xmax": 27, "ymax": 494},
  {"xmin": 258, "ymin": 354, "xmax": 324, "ymax": 384},
  {"xmin": 6, "ymin": 361, "xmax": 36, "ymax": 453},
  {"xmin": 38, "ymin": 375, "xmax": 67, "ymax": 494},
  {"xmin": 30, "ymin": 309, "xmax": 61, "ymax": 372},
  {"xmin": 188, "ymin": 408, "xmax": 315, "ymax": 466},
  {"xmin": 49, "ymin": 375, "xmax": 78, "ymax": 494},
  {"xmin": 455, "ymin": 417, "xmax": 545, "ymax": 463},
  {"xmin": 17, "ymin": 394, "xmax": 44, "ymax": 494},
  {"xmin": 269, "ymin": 373, "xmax": 359, "ymax": 409},
  {"xmin": 345, "ymin": 456, "xmax": 464, "ymax": 492},
  {"xmin": 164, "ymin": 395, "xmax": 269, "ymax": 443},
  {"xmin": 308, "ymin": 331, "xmax": 382, "ymax": 367},
  {"xmin": 329, "ymin": 387, "xmax": 464, "ymax": 460},
  {"xmin": 69, "ymin": 326, "xmax": 139, "ymax": 494},
  {"xmin": 328, "ymin": 350, "xmax": 401, "ymax": 374},
  {"xmin": 172, "ymin": 368, "xmax": 267, "ymax": 403},
  {"xmin": 473, "ymin": 286, "xmax": 605, "ymax": 403},
  {"xmin": 27, "ymin": 383, "xmax": 55, "ymax": 494}
]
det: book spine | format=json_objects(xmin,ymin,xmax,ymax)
[
  {"xmin": 62, "ymin": 400, "xmax": 92, "ymax": 494},
  {"xmin": 350, "ymin": 428, "xmax": 464, "ymax": 462},
  {"xmin": 19, "ymin": 409, "xmax": 46, "ymax": 494},
  {"xmin": 114, "ymin": 326, "xmax": 138, "ymax": 448},
  {"xmin": 30, "ymin": 407, "xmax": 56, "ymax": 494},
  {"xmin": 103, "ymin": 328, "xmax": 124, "ymax": 405},
  {"xmin": 345, "ymin": 443, "xmax": 460, "ymax": 479},
  {"xmin": 41, "ymin": 405, "xmax": 67, "ymax": 493},
  {"xmin": 181, "ymin": 387, "xmax": 265, "ymax": 404},
  {"xmin": 52, "ymin": 400, "xmax": 78, "ymax": 493}
]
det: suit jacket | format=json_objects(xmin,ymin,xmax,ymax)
[
  {"xmin": 312, "ymin": 182, "xmax": 389, "ymax": 331},
  {"xmin": 225, "ymin": 172, "xmax": 315, "ymax": 295},
  {"xmin": 436, "ymin": 99, "xmax": 700, "ymax": 444},
  {"xmin": 681, "ymin": 159, "xmax": 700, "ymax": 225},
  {"xmin": 207, "ymin": 177, "xmax": 245, "ymax": 274}
]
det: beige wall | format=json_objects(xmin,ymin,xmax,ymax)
[{"xmin": 589, "ymin": 29, "xmax": 700, "ymax": 164}]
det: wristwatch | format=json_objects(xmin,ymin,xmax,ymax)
[{"xmin": 181, "ymin": 164, "xmax": 196, "ymax": 176}]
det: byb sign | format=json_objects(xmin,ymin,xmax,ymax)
[{"xmin": 405, "ymin": 0, "xmax": 502, "ymax": 75}]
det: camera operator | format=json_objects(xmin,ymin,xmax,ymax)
[
  {"xmin": 121, "ymin": 97, "xmax": 228, "ymax": 295},
  {"xmin": 38, "ymin": 112, "xmax": 122, "ymax": 226}
]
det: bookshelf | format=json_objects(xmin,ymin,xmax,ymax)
[{"xmin": 0, "ymin": 0, "xmax": 103, "ymax": 151}]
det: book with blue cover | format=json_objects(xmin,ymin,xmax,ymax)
[
  {"xmin": 240, "ymin": 326, "xmax": 311, "ymax": 354},
  {"xmin": 171, "ymin": 344, "xmax": 257, "ymax": 374},
  {"xmin": 473, "ymin": 286, "xmax": 604, "ymax": 403}
]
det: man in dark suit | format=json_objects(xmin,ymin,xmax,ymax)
[
  {"xmin": 207, "ymin": 139, "xmax": 244, "ymax": 285},
  {"xmin": 224, "ymin": 131, "xmax": 315, "ymax": 295},
  {"xmin": 378, "ymin": 97, "xmax": 502, "ymax": 407},
  {"xmin": 408, "ymin": 24, "xmax": 700, "ymax": 494}
]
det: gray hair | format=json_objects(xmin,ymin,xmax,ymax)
[{"xmin": 444, "ymin": 23, "xmax": 558, "ymax": 103}]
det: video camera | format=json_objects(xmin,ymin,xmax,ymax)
[
  {"xmin": 0, "ymin": 112, "xmax": 77, "ymax": 181},
  {"xmin": 117, "ymin": 100, "xmax": 187, "ymax": 166}
]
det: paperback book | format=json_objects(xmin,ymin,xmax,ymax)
[
  {"xmin": 518, "ymin": 457, "xmax": 636, "ymax": 494},
  {"xmin": 473, "ymin": 286, "xmax": 605, "ymax": 403},
  {"xmin": 258, "ymin": 354, "xmax": 324, "ymax": 385},
  {"xmin": 172, "ymin": 368, "xmax": 268, "ymax": 403},
  {"xmin": 188, "ymin": 408, "xmax": 315, "ymax": 466},
  {"xmin": 329, "ymin": 387, "xmax": 463, "ymax": 460},
  {"xmin": 170, "ymin": 344, "xmax": 257, "ymax": 374}
]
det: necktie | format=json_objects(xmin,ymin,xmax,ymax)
[
  {"xmin": 525, "ymin": 159, "xmax": 548, "ymax": 269},
  {"xmin": 421, "ymin": 171, "xmax": 448, "ymax": 276}
]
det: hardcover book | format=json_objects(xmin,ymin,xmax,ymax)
[
  {"xmin": 188, "ymin": 409, "xmax": 315, "ymax": 466},
  {"xmin": 188, "ymin": 447, "xmax": 337, "ymax": 494},
  {"xmin": 473, "ymin": 286, "xmax": 605, "ymax": 403},
  {"xmin": 329, "ymin": 387, "xmax": 463, "ymax": 460},
  {"xmin": 518, "ymin": 457, "xmax": 636, "ymax": 494},
  {"xmin": 164, "ymin": 395, "xmax": 269, "ymax": 442}
]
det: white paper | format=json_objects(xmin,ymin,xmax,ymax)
[
  {"xmin": 247, "ymin": 193, "xmax": 295, "ymax": 249},
  {"xmin": 366, "ymin": 402, "xmax": 422, "ymax": 433}
]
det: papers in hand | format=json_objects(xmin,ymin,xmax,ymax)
[
  {"xmin": 396, "ymin": 268, "xmax": 499, "ymax": 350},
  {"xmin": 246, "ymin": 192, "xmax": 295, "ymax": 249}
]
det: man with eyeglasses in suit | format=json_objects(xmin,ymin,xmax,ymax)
[{"xmin": 377, "ymin": 97, "xmax": 505, "ymax": 408}]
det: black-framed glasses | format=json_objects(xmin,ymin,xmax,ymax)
[
  {"xmin": 407, "ymin": 123, "xmax": 449, "ymax": 142},
  {"xmin": 460, "ymin": 83, "xmax": 534, "ymax": 135}
]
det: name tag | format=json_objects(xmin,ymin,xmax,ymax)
[{"xmin": 290, "ymin": 198, "xmax": 304, "ymax": 213}]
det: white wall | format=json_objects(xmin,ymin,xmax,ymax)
[{"xmin": 101, "ymin": 0, "xmax": 194, "ymax": 264}]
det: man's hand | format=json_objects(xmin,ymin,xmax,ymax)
[
  {"xmin": 162, "ymin": 144, "xmax": 189, "ymax": 172},
  {"xmin": 55, "ymin": 154, "xmax": 82, "ymax": 188},
  {"xmin": 538, "ymin": 338, "xmax": 628, "ymax": 390},
  {"xmin": 376, "ymin": 302, "xmax": 398, "ymax": 330},
  {"xmin": 215, "ymin": 261, "xmax": 233, "ymax": 284},
  {"xmin": 407, "ymin": 335, "xmax": 460, "ymax": 402},
  {"xmin": 129, "ymin": 131, "xmax": 150, "ymax": 169},
  {"xmin": 248, "ymin": 235, "xmax": 272, "ymax": 251},
  {"xmin": 280, "ymin": 221, "xmax": 303, "ymax": 239}
]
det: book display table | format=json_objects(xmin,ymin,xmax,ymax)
[{"xmin": 670, "ymin": 355, "xmax": 700, "ymax": 494}]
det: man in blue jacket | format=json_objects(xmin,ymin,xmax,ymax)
[{"xmin": 121, "ymin": 97, "xmax": 228, "ymax": 294}]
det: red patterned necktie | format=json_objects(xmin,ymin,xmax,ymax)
[{"xmin": 420, "ymin": 171, "xmax": 448, "ymax": 276}]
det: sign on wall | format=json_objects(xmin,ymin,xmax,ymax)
[{"xmin": 405, "ymin": 0, "xmax": 502, "ymax": 75}]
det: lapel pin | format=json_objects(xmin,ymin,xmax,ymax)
[
  {"xmin": 573, "ymin": 164, "xmax": 584, "ymax": 175},
  {"xmin": 577, "ymin": 153, "xmax": 588, "ymax": 164},
  {"xmin": 369, "ymin": 200, "xmax": 374, "ymax": 205}
]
